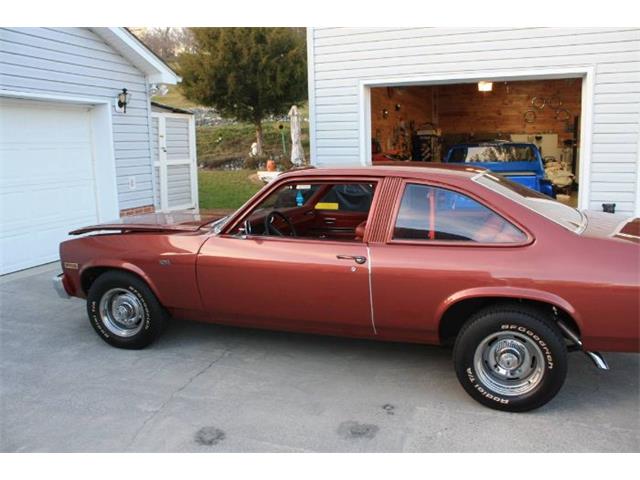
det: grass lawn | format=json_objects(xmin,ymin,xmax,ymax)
[
  {"xmin": 152, "ymin": 85, "xmax": 201, "ymax": 110},
  {"xmin": 197, "ymin": 116, "xmax": 310, "ymax": 169},
  {"xmin": 198, "ymin": 169, "xmax": 263, "ymax": 210}
]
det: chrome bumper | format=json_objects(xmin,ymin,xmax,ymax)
[{"xmin": 53, "ymin": 273, "xmax": 70, "ymax": 299}]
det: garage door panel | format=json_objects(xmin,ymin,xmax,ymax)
[{"xmin": 0, "ymin": 98, "xmax": 99, "ymax": 274}]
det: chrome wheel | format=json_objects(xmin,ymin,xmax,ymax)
[
  {"xmin": 99, "ymin": 288, "xmax": 145, "ymax": 337},
  {"xmin": 473, "ymin": 331, "xmax": 545, "ymax": 397}
]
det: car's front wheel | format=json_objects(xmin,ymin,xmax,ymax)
[
  {"xmin": 453, "ymin": 304, "xmax": 568, "ymax": 412},
  {"xmin": 86, "ymin": 270, "xmax": 167, "ymax": 349}
]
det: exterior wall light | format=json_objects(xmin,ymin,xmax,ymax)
[
  {"xmin": 478, "ymin": 81, "xmax": 493, "ymax": 92},
  {"xmin": 116, "ymin": 88, "xmax": 131, "ymax": 113}
]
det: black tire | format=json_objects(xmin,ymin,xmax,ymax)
[
  {"xmin": 86, "ymin": 270, "xmax": 167, "ymax": 349},
  {"xmin": 453, "ymin": 303, "xmax": 567, "ymax": 412}
]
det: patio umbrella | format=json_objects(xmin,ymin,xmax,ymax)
[{"xmin": 288, "ymin": 105, "xmax": 305, "ymax": 166}]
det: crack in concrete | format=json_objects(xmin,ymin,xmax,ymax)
[{"xmin": 127, "ymin": 348, "xmax": 230, "ymax": 448}]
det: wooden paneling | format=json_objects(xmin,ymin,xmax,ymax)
[
  {"xmin": 437, "ymin": 79, "xmax": 582, "ymax": 144},
  {"xmin": 371, "ymin": 79, "xmax": 582, "ymax": 158},
  {"xmin": 371, "ymin": 86, "xmax": 434, "ymax": 153}
]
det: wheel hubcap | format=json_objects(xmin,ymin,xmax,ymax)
[
  {"xmin": 473, "ymin": 331, "xmax": 545, "ymax": 396},
  {"xmin": 99, "ymin": 288, "xmax": 144, "ymax": 337}
]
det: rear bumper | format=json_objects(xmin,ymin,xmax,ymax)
[{"xmin": 53, "ymin": 273, "xmax": 70, "ymax": 299}]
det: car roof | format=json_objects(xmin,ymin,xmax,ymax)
[
  {"xmin": 449, "ymin": 142, "xmax": 535, "ymax": 148},
  {"xmin": 279, "ymin": 163, "xmax": 487, "ymax": 182}
]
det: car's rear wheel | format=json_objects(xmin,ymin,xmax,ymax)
[
  {"xmin": 453, "ymin": 304, "xmax": 567, "ymax": 412},
  {"xmin": 86, "ymin": 270, "xmax": 167, "ymax": 349}
]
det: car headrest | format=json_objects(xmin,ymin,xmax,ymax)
[{"xmin": 355, "ymin": 221, "xmax": 367, "ymax": 240}]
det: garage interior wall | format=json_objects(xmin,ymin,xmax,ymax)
[
  {"xmin": 371, "ymin": 79, "xmax": 582, "ymax": 159},
  {"xmin": 308, "ymin": 28, "xmax": 640, "ymax": 215}
]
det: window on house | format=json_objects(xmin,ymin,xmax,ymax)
[{"xmin": 393, "ymin": 183, "xmax": 527, "ymax": 243}]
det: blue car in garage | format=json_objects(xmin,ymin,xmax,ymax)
[{"xmin": 443, "ymin": 141, "xmax": 555, "ymax": 198}]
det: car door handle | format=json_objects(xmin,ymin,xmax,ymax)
[
  {"xmin": 336, "ymin": 255, "xmax": 367, "ymax": 265},
  {"xmin": 324, "ymin": 218, "xmax": 336, "ymax": 225}
]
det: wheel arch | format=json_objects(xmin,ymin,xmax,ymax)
[
  {"xmin": 437, "ymin": 287, "xmax": 583, "ymax": 345},
  {"xmin": 79, "ymin": 260, "xmax": 161, "ymax": 301}
]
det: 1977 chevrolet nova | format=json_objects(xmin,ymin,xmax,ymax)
[{"xmin": 54, "ymin": 164, "xmax": 640, "ymax": 411}]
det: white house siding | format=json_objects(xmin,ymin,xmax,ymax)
[
  {"xmin": 0, "ymin": 27, "xmax": 155, "ymax": 211},
  {"xmin": 307, "ymin": 28, "xmax": 640, "ymax": 215}
]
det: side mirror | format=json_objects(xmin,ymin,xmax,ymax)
[{"xmin": 238, "ymin": 219, "xmax": 252, "ymax": 239}]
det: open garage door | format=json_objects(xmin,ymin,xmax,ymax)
[
  {"xmin": 369, "ymin": 77, "xmax": 583, "ymax": 208},
  {"xmin": 0, "ymin": 98, "xmax": 103, "ymax": 274}
]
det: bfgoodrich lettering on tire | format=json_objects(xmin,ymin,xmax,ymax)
[
  {"xmin": 453, "ymin": 303, "xmax": 568, "ymax": 412},
  {"xmin": 86, "ymin": 270, "xmax": 167, "ymax": 349}
]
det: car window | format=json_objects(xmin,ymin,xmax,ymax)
[
  {"xmin": 474, "ymin": 172, "xmax": 585, "ymax": 233},
  {"xmin": 315, "ymin": 183, "xmax": 374, "ymax": 212},
  {"xmin": 449, "ymin": 145, "xmax": 536, "ymax": 163},
  {"xmin": 393, "ymin": 183, "xmax": 527, "ymax": 243},
  {"xmin": 255, "ymin": 184, "xmax": 321, "ymax": 212}
]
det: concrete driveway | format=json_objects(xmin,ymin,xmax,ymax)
[{"xmin": 1, "ymin": 264, "xmax": 638, "ymax": 452}]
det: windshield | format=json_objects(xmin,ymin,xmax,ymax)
[
  {"xmin": 474, "ymin": 172, "xmax": 585, "ymax": 233},
  {"xmin": 211, "ymin": 215, "xmax": 230, "ymax": 234},
  {"xmin": 449, "ymin": 145, "xmax": 537, "ymax": 163}
]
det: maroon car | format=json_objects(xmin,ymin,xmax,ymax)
[{"xmin": 54, "ymin": 164, "xmax": 640, "ymax": 411}]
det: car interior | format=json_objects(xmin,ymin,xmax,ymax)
[
  {"xmin": 232, "ymin": 179, "xmax": 525, "ymax": 244},
  {"xmin": 235, "ymin": 181, "xmax": 376, "ymax": 242}
]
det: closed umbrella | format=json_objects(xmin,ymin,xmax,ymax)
[{"xmin": 288, "ymin": 105, "xmax": 305, "ymax": 166}]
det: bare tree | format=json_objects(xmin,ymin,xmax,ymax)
[{"xmin": 130, "ymin": 27, "xmax": 193, "ymax": 63}]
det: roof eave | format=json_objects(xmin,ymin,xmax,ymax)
[{"xmin": 91, "ymin": 27, "xmax": 181, "ymax": 85}]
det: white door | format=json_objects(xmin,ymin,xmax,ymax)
[
  {"xmin": 0, "ymin": 98, "xmax": 100, "ymax": 274},
  {"xmin": 152, "ymin": 113, "xmax": 198, "ymax": 212}
]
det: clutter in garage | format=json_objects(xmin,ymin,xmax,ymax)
[{"xmin": 370, "ymin": 79, "xmax": 582, "ymax": 206}]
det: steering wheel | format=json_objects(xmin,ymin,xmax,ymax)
[{"xmin": 265, "ymin": 210, "xmax": 297, "ymax": 237}]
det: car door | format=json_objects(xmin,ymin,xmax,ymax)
[
  {"xmin": 197, "ymin": 235, "xmax": 372, "ymax": 336},
  {"xmin": 196, "ymin": 177, "xmax": 378, "ymax": 337},
  {"xmin": 369, "ymin": 180, "xmax": 531, "ymax": 343}
]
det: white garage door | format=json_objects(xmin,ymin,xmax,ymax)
[{"xmin": 0, "ymin": 98, "xmax": 100, "ymax": 275}]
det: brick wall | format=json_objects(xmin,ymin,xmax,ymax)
[{"xmin": 119, "ymin": 205, "xmax": 155, "ymax": 217}]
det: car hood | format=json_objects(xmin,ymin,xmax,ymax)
[
  {"xmin": 69, "ymin": 209, "xmax": 233, "ymax": 235},
  {"xmin": 581, "ymin": 211, "xmax": 640, "ymax": 244}
]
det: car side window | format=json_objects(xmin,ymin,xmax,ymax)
[
  {"xmin": 258, "ymin": 184, "xmax": 320, "ymax": 210},
  {"xmin": 393, "ymin": 183, "xmax": 527, "ymax": 243},
  {"xmin": 315, "ymin": 183, "xmax": 373, "ymax": 212}
]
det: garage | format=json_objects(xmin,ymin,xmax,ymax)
[
  {"xmin": 0, "ymin": 27, "xmax": 180, "ymax": 275},
  {"xmin": 307, "ymin": 28, "xmax": 640, "ymax": 216},
  {"xmin": 369, "ymin": 78, "xmax": 583, "ymax": 206},
  {"xmin": 0, "ymin": 98, "xmax": 116, "ymax": 274}
]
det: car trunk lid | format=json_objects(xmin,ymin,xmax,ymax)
[{"xmin": 580, "ymin": 211, "xmax": 640, "ymax": 244}]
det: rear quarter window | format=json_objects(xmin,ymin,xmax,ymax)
[{"xmin": 393, "ymin": 183, "xmax": 527, "ymax": 243}]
